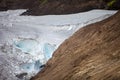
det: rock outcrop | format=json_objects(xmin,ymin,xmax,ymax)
[{"xmin": 31, "ymin": 11, "xmax": 120, "ymax": 80}]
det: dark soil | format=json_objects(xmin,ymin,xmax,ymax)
[
  {"xmin": 22, "ymin": 0, "xmax": 107, "ymax": 15},
  {"xmin": 0, "ymin": 0, "xmax": 120, "ymax": 15},
  {"xmin": 0, "ymin": 0, "xmax": 35, "ymax": 11}
]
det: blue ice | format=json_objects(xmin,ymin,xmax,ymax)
[
  {"xmin": 43, "ymin": 43, "xmax": 55, "ymax": 60},
  {"xmin": 21, "ymin": 60, "xmax": 43, "ymax": 73},
  {"xmin": 34, "ymin": 60, "xmax": 42, "ymax": 70},
  {"xmin": 14, "ymin": 39, "xmax": 38, "ymax": 54},
  {"xmin": 21, "ymin": 63, "xmax": 35, "ymax": 72}
]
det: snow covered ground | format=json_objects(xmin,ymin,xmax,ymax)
[{"xmin": 0, "ymin": 9, "xmax": 117, "ymax": 80}]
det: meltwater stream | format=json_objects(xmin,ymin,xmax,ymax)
[{"xmin": 0, "ymin": 9, "xmax": 117, "ymax": 80}]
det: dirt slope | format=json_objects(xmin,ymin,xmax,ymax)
[{"xmin": 31, "ymin": 11, "xmax": 120, "ymax": 80}]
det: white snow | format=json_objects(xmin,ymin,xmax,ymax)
[{"xmin": 0, "ymin": 9, "xmax": 117, "ymax": 80}]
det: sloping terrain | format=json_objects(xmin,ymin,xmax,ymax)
[
  {"xmin": 0, "ymin": 9, "xmax": 116, "ymax": 80},
  {"xmin": 0, "ymin": 0, "xmax": 35, "ymax": 11},
  {"xmin": 0, "ymin": 0, "xmax": 120, "ymax": 15},
  {"xmin": 22, "ymin": 0, "xmax": 107, "ymax": 15},
  {"xmin": 21, "ymin": 0, "xmax": 120, "ymax": 15},
  {"xmin": 31, "ymin": 11, "xmax": 120, "ymax": 80}
]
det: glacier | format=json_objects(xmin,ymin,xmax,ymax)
[
  {"xmin": 43, "ymin": 43, "xmax": 56, "ymax": 61},
  {"xmin": 14, "ymin": 39, "xmax": 39, "ymax": 55},
  {"xmin": 0, "ymin": 9, "xmax": 117, "ymax": 80}
]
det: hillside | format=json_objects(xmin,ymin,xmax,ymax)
[
  {"xmin": 0, "ymin": 0, "xmax": 120, "ymax": 15},
  {"xmin": 0, "ymin": 0, "xmax": 35, "ymax": 11},
  {"xmin": 22, "ymin": 0, "xmax": 120, "ymax": 15},
  {"xmin": 31, "ymin": 10, "xmax": 120, "ymax": 80},
  {"xmin": 0, "ymin": 9, "xmax": 117, "ymax": 80},
  {"xmin": 22, "ymin": 0, "xmax": 107, "ymax": 15}
]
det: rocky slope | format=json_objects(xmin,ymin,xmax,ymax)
[
  {"xmin": 0, "ymin": 0, "xmax": 120, "ymax": 15},
  {"xmin": 21, "ymin": 0, "xmax": 120, "ymax": 15},
  {"xmin": 31, "ymin": 11, "xmax": 120, "ymax": 80},
  {"xmin": 22, "ymin": 0, "xmax": 107, "ymax": 15},
  {"xmin": 0, "ymin": 0, "xmax": 35, "ymax": 11}
]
